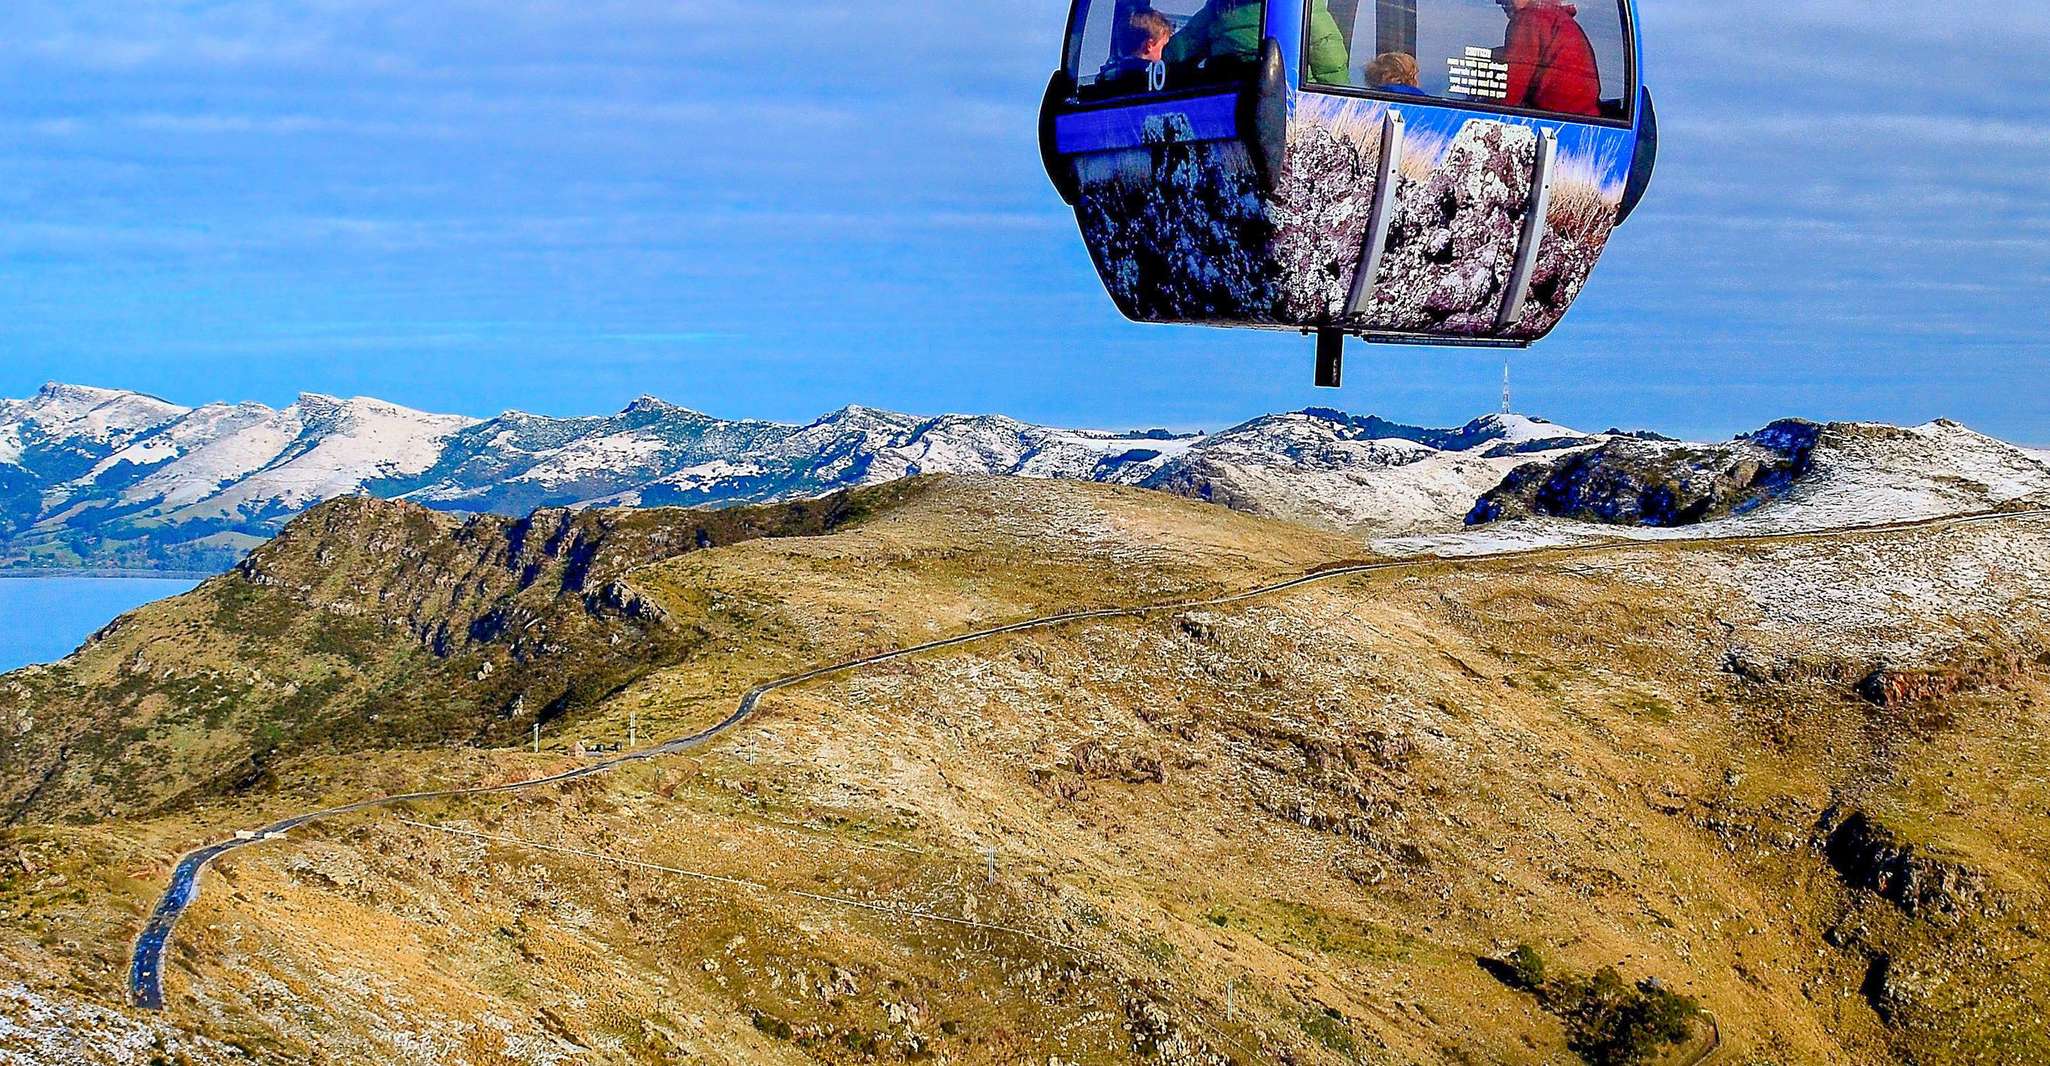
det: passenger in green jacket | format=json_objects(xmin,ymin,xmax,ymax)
[{"xmin": 1164, "ymin": 0, "xmax": 1350, "ymax": 84}]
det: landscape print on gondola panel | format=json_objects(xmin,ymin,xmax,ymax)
[{"xmin": 1074, "ymin": 94, "xmax": 1632, "ymax": 340}]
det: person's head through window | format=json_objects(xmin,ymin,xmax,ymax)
[
  {"xmin": 1364, "ymin": 52, "xmax": 1425, "ymax": 94},
  {"xmin": 1119, "ymin": 8, "xmax": 1175, "ymax": 62},
  {"xmin": 1495, "ymin": 0, "xmax": 1602, "ymax": 117}
]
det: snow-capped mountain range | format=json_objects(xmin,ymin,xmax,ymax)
[{"xmin": 4, "ymin": 382, "xmax": 2047, "ymax": 572}]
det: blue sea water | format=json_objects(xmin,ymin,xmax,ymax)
[{"xmin": 0, "ymin": 577, "xmax": 200, "ymax": 673}]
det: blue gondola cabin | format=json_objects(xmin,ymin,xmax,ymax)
[{"xmin": 1039, "ymin": 0, "xmax": 1658, "ymax": 385}]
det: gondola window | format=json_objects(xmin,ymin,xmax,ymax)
[
  {"xmin": 1314, "ymin": 0, "xmax": 1632, "ymax": 121},
  {"xmin": 1065, "ymin": 0, "xmax": 1270, "ymax": 103}
]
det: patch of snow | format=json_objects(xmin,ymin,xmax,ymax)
[
  {"xmin": 517, "ymin": 431, "xmax": 674, "ymax": 486},
  {"xmin": 74, "ymin": 437, "xmax": 181, "ymax": 483},
  {"xmin": 647, "ymin": 459, "xmax": 765, "ymax": 490},
  {"xmin": 1461, "ymin": 412, "xmax": 1584, "ymax": 447},
  {"xmin": 1052, "ymin": 430, "xmax": 1200, "ymax": 455},
  {"xmin": 0, "ymin": 982, "xmax": 232, "ymax": 1065},
  {"xmin": 1374, "ymin": 520, "xmax": 1601, "ymax": 558},
  {"xmin": 1718, "ymin": 516, "xmax": 2050, "ymax": 660},
  {"xmin": 1708, "ymin": 420, "xmax": 2050, "ymax": 535},
  {"xmin": 124, "ymin": 403, "xmax": 299, "ymax": 509},
  {"xmin": 8, "ymin": 383, "xmax": 186, "ymax": 445},
  {"xmin": 396, "ymin": 482, "xmax": 492, "ymax": 504},
  {"xmin": 177, "ymin": 395, "xmax": 476, "ymax": 517}
]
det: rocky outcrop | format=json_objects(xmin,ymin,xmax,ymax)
[
  {"xmin": 1136, "ymin": 457, "xmax": 1272, "ymax": 515},
  {"xmin": 1852, "ymin": 642, "xmax": 2040, "ymax": 708},
  {"xmin": 1031, "ymin": 740, "xmax": 1168, "ymax": 802},
  {"xmin": 1272, "ymin": 119, "xmax": 1381, "ymax": 321},
  {"xmin": 1816, "ymin": 807, "xmax": 1993, "ymax": 922},
  {"xmin": 1, "ymin": 481, "xmax": 935, "ymax": 822},
  {"xmin": 1074, "ymin": 122, "xmax": 1280, "ymax": 323},
  {"xmin": 1466, "ymin": 419, "xmax": 1823, "ymax": 527},
  {"xmin": 1121, "ymin": 993, "xmax": 1232, "ymax": 1066},
  {"xmin": 230, "ymin": 484, "xmax": 910, "ymax": 660},
  {"xmin": 1860, "ymin": 665, "xmax": 2004, "ymax": 709}
]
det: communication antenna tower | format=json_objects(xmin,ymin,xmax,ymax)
[{"xmin": 1502, "ymin": 360, "xmax": 1513, "ymax": 415}]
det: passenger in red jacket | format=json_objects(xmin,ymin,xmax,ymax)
[{"xmin": 1497, "ymin": 0, "xmax": 1603, "ymax": 117}]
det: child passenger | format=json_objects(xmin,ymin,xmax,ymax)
[
  {"xmin": 1365, "ymin": 52, "xmax": 1428, "ymax": 95},
  {"xmin": 1121, "ymin": 9, "xmax": 1175, "ymax": 62}
]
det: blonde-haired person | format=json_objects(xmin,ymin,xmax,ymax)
[{"xmin": 1364, "ymin": 52, "xmax": 1427, "ymax": 96}]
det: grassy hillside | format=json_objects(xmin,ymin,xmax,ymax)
[
  {"xmin": 0, "ymin": 479, "xmax": 951, "ymax": 824},
  {"xmin": 2, "ymin": 477, "xmax": 2045, "ymax": 1065}
]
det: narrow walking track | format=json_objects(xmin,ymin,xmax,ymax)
[{"xmin": 128, "ymin": 506, "xmax": 2050, "ymax": 1010}]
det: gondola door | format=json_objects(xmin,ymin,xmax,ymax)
[{"xmin": 1310, "ymin": 0, "xmax": 1645, "ymax": 344}]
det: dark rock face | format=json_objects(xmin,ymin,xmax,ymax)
[
  {"xmin": 1075, "ymin": 121, "xmax": 1282, "ymax": 323},
  {"xmin": 1855, "ymin": 650, "xmax": 2038, "ymax": 708},
  {"xmin": 1467, "ymin": 419, "xmax": 1823, "ymax": 527},
  {"xmin": 1857, "ymin": 667, "xmax": 1969, "ymax": 709},
  {"xmin": 1817, "ymin": 807, "xmax": 1992, "ymax": 922},
  {"xmin": 1859, "ymin": 954, "xmax": 1901, "ymax": 1024},
  {"xmin": 1136, "ymin": 456, "xmax": 1268, "ymax": 513},
  {"xmin": 1742, "ymin": 419, "xmax": 1827, "ymax": 464},
  {"xmin": 1481, "ymin": 435, "xmax": 1600, "ymax": 458},
  {"xmin": 1073, "ymin": 106, "xmax": 1392, "ymax": 325}
]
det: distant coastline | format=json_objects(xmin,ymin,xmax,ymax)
[{"xmin": 0, "ymin": 568, "xmax": 219, "ymax": 581}]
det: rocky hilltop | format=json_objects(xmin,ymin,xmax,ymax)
[
  {"xmin": 2, "ymin": 476, "xmax": 2047, "ymax": 1065},
  {"xmin": 0, "ymin": 481, "xmax": 928, "ymax": 823},
  {"xmin": 11, "ymin": 383, "xmax": 2045, "ymax": 572},
  {"xmin": 1468, "ymin": 420, "xmax": 1825, "ymax": 526}
]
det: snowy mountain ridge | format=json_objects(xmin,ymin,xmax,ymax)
[
  {"xmin": 2, "ymin": 382, "xmax": 2044, "ymax": 572},
  {"xmin": 1378, "ymin": 418, "xmax": 2050, "ymax": 558}
]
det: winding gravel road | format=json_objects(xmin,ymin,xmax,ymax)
[{"xmin": 129, "ymin": 506, "xmax": 2050, "ymax": 1010}]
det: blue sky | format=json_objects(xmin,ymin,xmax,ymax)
[{"xmin": 0, "ymin": 1, "xmax": 2044, "ymax": 441}]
